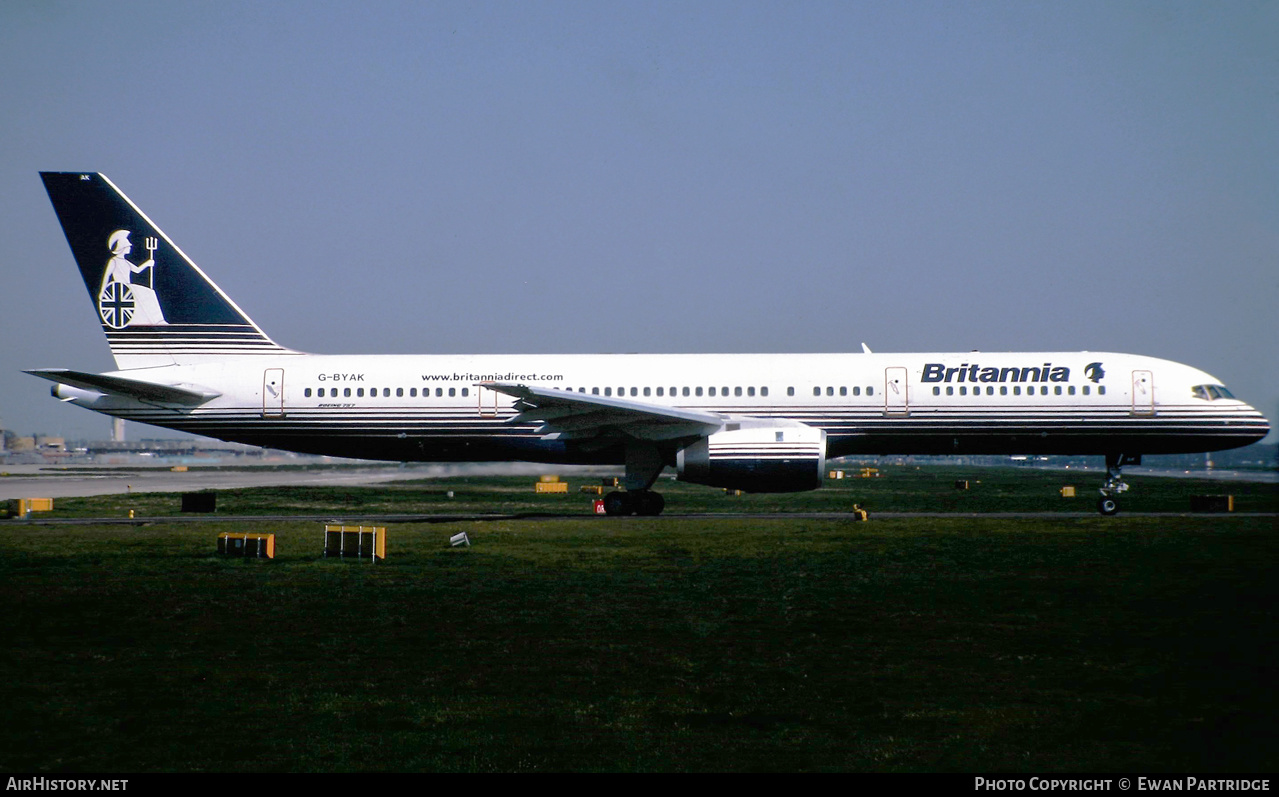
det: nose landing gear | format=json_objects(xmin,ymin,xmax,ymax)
[{"xmin": 1098, "ymin": 453, "xmax": 1140, "ymax": 515}]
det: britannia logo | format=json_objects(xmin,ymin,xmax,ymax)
[
  {"xmin": 99, "ymin": 230, "xmax": 168, "ymax": 329},
  {"xmin": 1084, "ymin": 362, "xmax": 1105, "ymax": 383}
]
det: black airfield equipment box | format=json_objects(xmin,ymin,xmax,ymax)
[
  {"xmin": 182, "ymin": 491, "xmax": 216, "ymax": 513},
  {"xmin": 1190, "ymin": 495, "xmax": 1235, "ymax": 512}
]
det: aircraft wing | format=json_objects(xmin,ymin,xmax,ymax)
[
  {"xmin": 482, "ymin": 382, "xmax": 725, "ymax": 443},
  {"xmin": 26, "ymin": 369, "xmax": 222, "ymax": 406}
]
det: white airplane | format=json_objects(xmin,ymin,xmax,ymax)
[{"xmin": 31, "ymin": 172, "xmax": 1270, "ymax": 515}]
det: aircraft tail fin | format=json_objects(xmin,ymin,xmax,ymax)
[{"xmin": 40, "ymin": 172, "xmax": 297, "ymax": 368}]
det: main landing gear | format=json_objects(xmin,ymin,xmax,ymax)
[
  {"xmin": 1097, "ymin": 453, "xmax": 1140, "ymax": 516},
  {"xmin": 601, "ymin": 440, "xmax": 668, "ymax": 516},
  {"xmin": 602, "ymin": 489, "xmax": 666, "ymax": 516}
]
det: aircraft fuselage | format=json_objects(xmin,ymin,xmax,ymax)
[{"xmin": 53, "ymin": 350, "xmax": 1268, "ymax": 462}]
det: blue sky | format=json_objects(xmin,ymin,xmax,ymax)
[{"xmin": 2, "ymin": 0, "xmax": 1275, "ymax": 441}]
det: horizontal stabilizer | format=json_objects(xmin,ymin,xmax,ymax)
[{"xmin": 25, "ymin": 369, "xmax": 221, "ymax": 406}]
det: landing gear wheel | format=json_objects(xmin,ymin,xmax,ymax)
[
  {"xmin": 603, "ymin": 491, "xmax": 634, "ymax": 516},
  {"xmin": 1097, "ymin": 453, "xmax": 1137, "ymax": 516},
  {"xmin": 603, "ymin": 491, "xmax": 665, "ymax": 516},
  {"xmin": 634, "ymin": 491, "xmax": 665, "ymax": 517}
]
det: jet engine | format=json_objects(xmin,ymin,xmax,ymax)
[{"xmin": 676, "ymin": 425, "xmax": 826, "ymax": 492}]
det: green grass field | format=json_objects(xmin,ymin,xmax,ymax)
[{"xmin": 1, "ymin": 468, "xmax": 1276, "ymax": 772}]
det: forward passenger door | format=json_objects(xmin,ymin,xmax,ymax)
[
  {"xmin": 1132, "ymin": 370, "xmax": 1154, "ymax": 415},
  {"xmin": 884, "ymin": 367, "xmax": 908, "ymax": 415}
]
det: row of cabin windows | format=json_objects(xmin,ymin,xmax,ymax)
[
  {"xmin": 547, "ymin": 386, "xmax": 880, "ymax": 398},
  {"xmin": 556, "ymin": 386, "xmax": 768, "ymax": 398},
  {"xmin": 305, "ymin": 387, "xmax": 469, "ymax": 398},
  {"xmin": 302, "ymin": 385, "xmax": 885, "ymax": 401},
  {"xmin": 931, "ymin": 385, "xmax": 1107, "ymax": 397},
  {"xmin": 303, "ymin": 385, "xmax": 1113, "ymax": 401}
]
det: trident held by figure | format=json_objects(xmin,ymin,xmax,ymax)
[{"xmin": 141, "ymin": 237, "xmax": 158, "ymax": 289}]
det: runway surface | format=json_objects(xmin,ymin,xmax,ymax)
[
  {"xmin": 0, "ymin": 462, "xmax": 593, "ymax": 500},
  {"xmin": 3, "ymin": 462, "xmax": 1274, "ymax": 502}
]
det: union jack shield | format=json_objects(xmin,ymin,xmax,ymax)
[{"xmin": 98, "ymin": 281, "xmax": 136, "ymax": 329}]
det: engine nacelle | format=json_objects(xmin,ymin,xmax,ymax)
[
  {"xmin": 50, "ymin": 383, "xmax": 106, "ymax": 406},
  {"xmin": 677, "ymin": 425, "xmax": 826, "ymax": 492}
]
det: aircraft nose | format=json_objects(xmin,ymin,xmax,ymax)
[{"xmin": 1241, "ymin": 404, "xmax": 1271, "ymax": 441}]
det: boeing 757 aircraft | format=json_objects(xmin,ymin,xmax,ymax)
[{"xmin": 31, "ymin": 172, "xmax": 1270, "ymax": 515}]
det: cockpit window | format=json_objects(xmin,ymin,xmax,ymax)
[{"xmin": 1192, "ymin": 384, "xmax": 1235, "ymax": 401}]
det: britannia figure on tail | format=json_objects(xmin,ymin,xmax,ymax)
[{"xmin": 99, "ymin": 229, "xmax": 167, "ymax": 328}]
